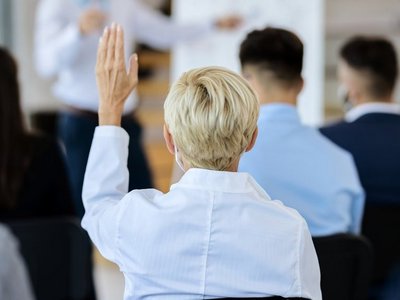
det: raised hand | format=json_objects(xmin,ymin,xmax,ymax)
[{"xmin": 96, "ymin": 23, "xmax": 139, "ymax": 126}]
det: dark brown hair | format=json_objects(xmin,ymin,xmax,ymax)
[
  {"xmin": 340, "ymin": 36, "xmax": 398, "ymax": 98},
  {"xmin": 239, "ymin": 27, "xmax": 304, "ymax": 86},
  {"xmin": 0, "ymin": 47, "xmax": 32, "ymax": 209}
]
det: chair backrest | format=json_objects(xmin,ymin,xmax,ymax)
[
  {"xmin": 313, "ymin": 233, "xmax": 373, "ymax": 300},
  {"xmin": 5, "ymin": 218, "xmax": 96, "ymax": 300},
  {"xmin": 30, "ymin": 111, "xmax": 58, "ymax": 137},
  {"xmin": 362, "ymin": 205, "xmax": 400, "ymax": 282}
]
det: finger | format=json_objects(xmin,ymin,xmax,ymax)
[
  {"xmin": 115, "ymin": 24, "xmax": 125, "ymax": 69},
  {"xmin": 128, "ymin": 53, "xmax": 139, "ymax": 86},
  {"xmin": 96, "ymin": 26, "xmax": 109, "ymax": 70},
  {"xmin": 105, "ymin": 23, "xmax": 117, "ymax": 69}
]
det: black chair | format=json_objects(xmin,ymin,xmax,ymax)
[
  {"xmin": 30, "ymin": 111, "xmax": 58, "ymax": 137},
  {"xmin": 5, "ymin": 218, "xmax": 96, "ymax": 300},
  {"xmin": 362, "ymin": 205, "xmax": 400, "ymax": 283},
  {"xmin": 313, "ymin": 233, "xmax": 373, "ymax": 300}
]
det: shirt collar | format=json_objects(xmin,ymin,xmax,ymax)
[
  {"xmin": 259, "ymin": 103, "xmax": 301, "ymax": 124},
  {"xmin": 345, "ymin": 102, "xmax": 400, "ymax": 122},
  {"xmin": 171, "ymin": 168, "xmax": 271, "ymax": 198}
]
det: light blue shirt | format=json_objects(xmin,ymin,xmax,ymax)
[
  {"xmin": 82, "ymin": 126, "xmax": 322, "ymax": 300},
  {"xmin": 239, "ymin": 104, "xmax": 365, "ymax": 237}
]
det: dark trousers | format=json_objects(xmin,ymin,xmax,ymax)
[{"xmin": 58, "ymin": 111, "xmax": 153, "ymax": 218}]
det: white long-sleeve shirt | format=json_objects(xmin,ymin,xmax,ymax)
[
  {"xmin": 34, "ymin": 0, "xmax": 213, "ymax": 112},
  {"xmin": 82, "ymin": 126, "xmax": 322, "ymax": 300},
  {"xmin": 0, "ymin": 225, "xmax": 34, "ymax": 300}
]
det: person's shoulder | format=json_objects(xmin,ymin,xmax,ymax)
[
  {"xmin": 319, "ymin": 118, "xmax": 351, "ymax": 134},
  {"xmin": 258, "ymin": 196, "xmax": 309, "ymax": 228}
]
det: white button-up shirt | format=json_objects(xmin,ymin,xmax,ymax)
[
  {"xmin": 82, "ymin": 126, "xmax": 322, "ymax": 300},
  {"xmin": 34, "ymin": 0, "xmax": 212, "ymax": 112}
]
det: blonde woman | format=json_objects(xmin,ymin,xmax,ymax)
[{"xmin": 82, "ymin": 24, "xmax": 322, "ymax": 299}]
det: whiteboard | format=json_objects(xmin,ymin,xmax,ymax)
[{"xmin": 172, "ymin": 0, "xmax": 325, "ymax": 126}]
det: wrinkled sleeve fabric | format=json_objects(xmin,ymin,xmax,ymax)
[
  {"xmin": 298, "ymin": 220, "xmax": 322, "ymax": 300},
  {"xmin": 34, "ymin": 0, "xmax": 83, "ymax": 78},
  {"xmin": 81, "ymin": 126, "xmax": 131, "ymax": 263},
  {"xmin": 129, "ymin": 0, "xmax": 213, "ymax": 50}
]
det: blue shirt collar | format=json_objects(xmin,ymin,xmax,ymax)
[{"xmin": 259, "ymin": 103, "xmax": 301, "ymax": 124}]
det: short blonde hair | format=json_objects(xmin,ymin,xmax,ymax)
[{"xmin": 164, "ymin": 66, "xmax": 259, "ymax": 171}]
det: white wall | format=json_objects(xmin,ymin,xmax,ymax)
[{"xmin": 12, "ymin": 0, "xmax": 60, "ymax": 114}]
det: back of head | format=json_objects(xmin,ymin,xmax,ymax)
[
  {"xmin": 164, "ymin": 66, "xmax": 259, "ymax": 171},
  {"xmin": 340, "ymin": 36, "xmax": 398, "ymax": 99},
  {"xmin": 239, "ymin": 27, "xmax": 304, "ymax": 88},
  {"xmin": 0, "ymin": 47, "xmax": 29, "ymax": 210}
]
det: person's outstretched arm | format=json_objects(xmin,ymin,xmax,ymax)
[
  {"xmin": 129, "ymin": 0, "xmax": 241, "ymax": 50},
  {"xmin": 34, "ymin": 0, "xmax": 105, "ymax": 78},
  {"xmin": 81, "ymin": 24, "xmax": 140, "ymax": 262}
]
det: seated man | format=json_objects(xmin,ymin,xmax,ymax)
[
  {"xmin": 238, "ymin": 27, "xmax": 364, "ymax": 237},
  {"xmin": 320, "ymin": 36, "xmax": 400, "ymax": 206},
  {"xmin": 82, "ymin": 24, "xmax": 321, "ymax": 299},
  {"xmin": 320, "ymin": 36, "xmax": 400, "ymax": 300}
]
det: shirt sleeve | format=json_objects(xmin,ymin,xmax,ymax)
[
  {"xmin": 298, "ymin": 220, "xmax": 322, "ymax": 300},
  {"xmin": 81, "ymin": 126, "xmax": 131, "ymax": 263},
  {"xmin": 347, "ymin": 157, "xmax": 365, "ymax": 234},
  {"xmin": 34, "ymin": 0, "xmax": 84, "ymax": 78},
  {"xmin": 129, "ymin": 0, "xmax": 214, "ymax": 50}
]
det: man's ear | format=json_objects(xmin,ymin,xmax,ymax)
[
  {"xmin": 245, "ymin": 127, "xmax": 258, "ymax": 152},
  {"xmin": 163, "ymin": 124, "xmax": 175, "ymax": 155}
]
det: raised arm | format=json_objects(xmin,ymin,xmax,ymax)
[
  {"xmin": 81, "ymin": 24, "xmax": 139, "ymax": 262},
  {"xmin": 129, "ymin": 0, "xmax": 242, "ymax": 50}
]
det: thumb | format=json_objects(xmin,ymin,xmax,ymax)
[{"xmin": 128, "ymin": 53, "xmax": 139, "ymax": 85}]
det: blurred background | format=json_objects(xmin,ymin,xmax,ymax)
[{"xmin": 1, "ymin": 0, "xmax": 400, "ymax": 299}]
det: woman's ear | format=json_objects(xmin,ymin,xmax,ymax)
[
  {"xmin": 163, "ymin": 124, "xmax": 175, "ymax": 155},
  {"xmin": 245, "ymin": 127, "xmax": 258, "ymax": 152}
]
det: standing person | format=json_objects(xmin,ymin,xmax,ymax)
[
  {"xmin": 0, "ymin": 47, "xmax": 74, "ymax": 220},
  {"xmin": 320, "ymin": 36, "xmax": 400, "ymax": 300},
  {"xmin": 238, "ymin": 27, "xmax": 365, "ymax": 237},
  {"xmin": 81, "ymin": 24, "xmax": 322, "ymax": 299},
  {"xmin": 34, "ymin": 0, "xmax": 241, "ymax": 218}
]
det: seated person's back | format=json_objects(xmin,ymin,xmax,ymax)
[
  {"xmin": 238, "ymin": 28, "xmax": 364, "ymax": 237},
  {"xmin": 320, "ymin": 36, "xmax": 400, "ymax": 206},
  {"xmin": 82, "ymin": 25, "xmax": 322, "ymax": 300},
  {"xmin": 0, "ymin": 47, "xmax": 74, "ymax": 219}
]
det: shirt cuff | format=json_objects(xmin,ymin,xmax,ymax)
[{"xmin": 94, "ymin": 126, "xmax": 130, "ymax": 140}]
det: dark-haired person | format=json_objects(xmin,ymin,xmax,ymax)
[
  {"xmin": 320, "ymin": 37, "xmax": 400, "ymax": 207},
  {"xmin": 320, "ymin": 36, "xmax": 400, "ymax": 300},
  {"xmin": 0, "ymin": 47, "xmax": 74, "ymax": 219},
  {"xmin": 238, "ymin": 27, "xmax": 364, "ymax": 237}
]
